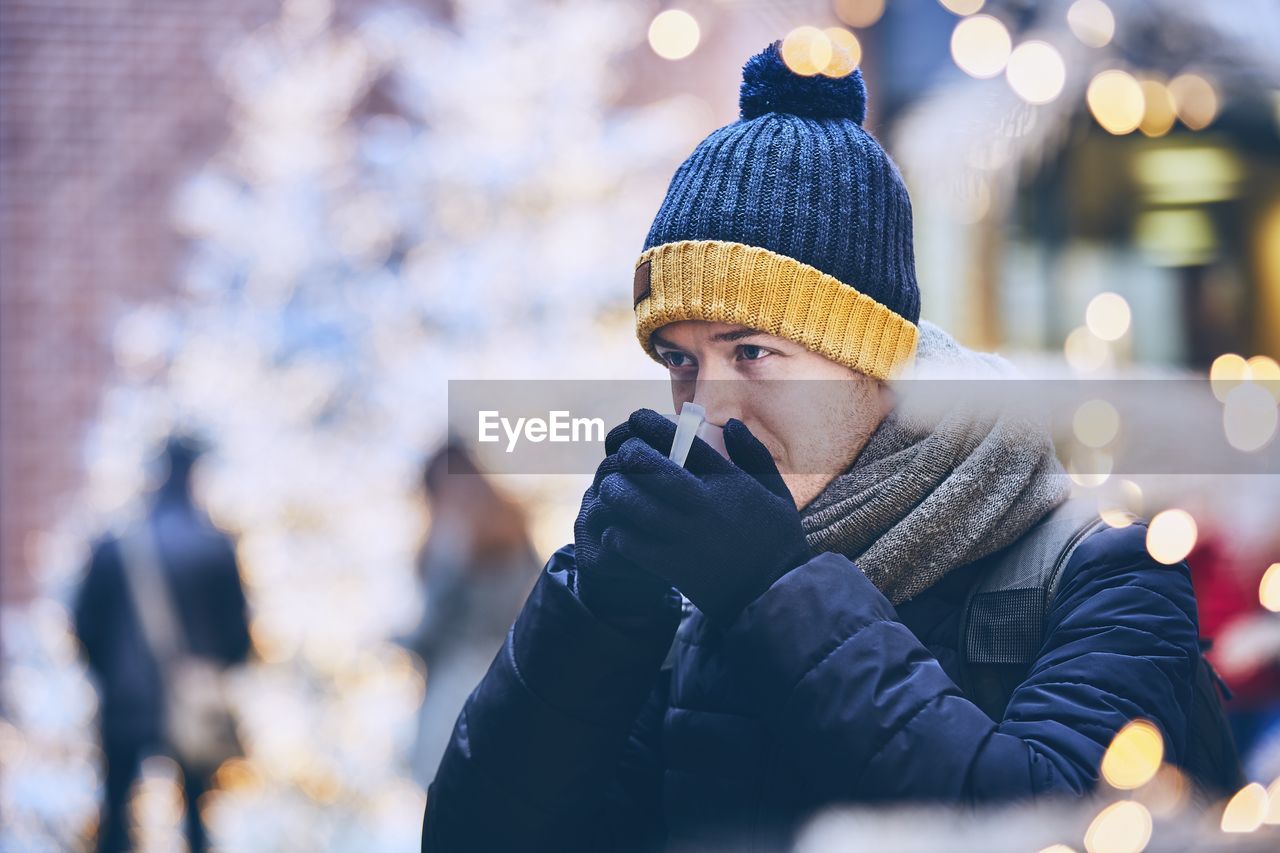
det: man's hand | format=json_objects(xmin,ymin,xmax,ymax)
[
  {"xmin": 573, "ymin": 411, "xmax": 683, "ymax": 631},
  {"xmin": 595, "ymin": 408, "xmax": 811, "ymax": 628}
]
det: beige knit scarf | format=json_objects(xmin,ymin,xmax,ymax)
[{"xmin": 799, "ymin": 320, "xmax": 1072, "ymax": 605}]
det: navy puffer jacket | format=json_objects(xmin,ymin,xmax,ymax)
[{"xmin": 421, "ymin": 521, "xmax": 1199, "ymax": 852}]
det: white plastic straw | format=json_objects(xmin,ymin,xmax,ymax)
[{"xmin": 668, "ymin": 401, "xmax": 706, "ymax": 468}]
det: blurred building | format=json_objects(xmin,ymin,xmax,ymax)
[{"xmin": 874, "ymin": 0, "xmax": 1280, "ymax": 365}]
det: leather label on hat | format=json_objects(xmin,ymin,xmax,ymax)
[{"xmin": 633, "ymin": 260, "xmax": 651, "ymax": 306}]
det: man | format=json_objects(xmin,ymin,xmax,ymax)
[
  {"xmin": 421, "ymin": 42, "xmax": 1200, "ymax": 851},
  {"xmin": 75, "ymin": 436, "xmax": 250, "ymax": 852}
]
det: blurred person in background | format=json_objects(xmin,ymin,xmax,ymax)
[
  {"xmin": 73, "ymin": 435, "xmax": 250, "ymax": 852},
  {"xmin": 402, "ymin": 439, "xmax": 539, "ymax": 788},
  {"xmin": 423, "ymin": 42, "xmax": 1235, "ymax": 852},
  {"xmin": 1190, "ymin": 531, "xmax": 1280, "ymax": 780}
]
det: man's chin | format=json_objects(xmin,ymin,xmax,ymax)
[{"xmin": 785, "ymin": 472, "xmax": 837, "ymax": 511}]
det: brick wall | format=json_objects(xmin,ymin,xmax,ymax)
[{"xmin": 0, "ymin": 0, "xmax": 282, "ymax": 601}]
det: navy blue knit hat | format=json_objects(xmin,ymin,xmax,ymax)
[{"xmin": 633, "ymin": 40, "xmax": 920, "ymax": 380}]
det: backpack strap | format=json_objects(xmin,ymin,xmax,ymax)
[
  {"xmin": 117, "ymin": 523, "xmax": 190, "ymax": 669},
  {"xmin": 958, "ymin": 499, "xmax": 1129, "ymax": 720}
]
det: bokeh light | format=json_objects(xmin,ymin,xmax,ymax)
[
  {"xmin": 1085, "ymin": 292, "xmax": 1132, "ymax": 341},
  {"xmin": 1138, "ymin": 79, "xmax": 1177, "ymax": 137},
  {"xmin": 1088, "ymin": 70, "xmax": 1146, "ymax": 135},
  {"xmin": 781, "ymin": 26, "xmax": 834, "ymax": 77},
  {"xmin": 1073, "ymin": 399, "xmax": 1120, "ymax": 448},
  {"xmin": 1133, "ymin": 764, "xmax": 1191, "ymax": 817},
  {"xmin": 1145, "ymin": 509, "xmax": 1198, "ymax": 565},
  {"xmin": 939, "ymin": 0, "xmax": 985, "ymax": 15},
  {"xmin": 1266, "ymin": 776, "xmax": 1280, "ymax": 824},
  {"xmin": 1064, "ymin": 326, "xmax": 1112, "ymax": 374},
  {"xmin": 1259, "ymin": 563, "xmax": 1280, "ymax": 613},
  {"xmin": 822, "ymin": 27, "xmax": 863, "ymax": 78},
  {"xmin": 1100, "ymin": 507, "xmax": 1131, "ymax": 527},
  {"xmin": 1006, "ymin": 41, "xmax": 1066, "ymax": 105},
  {"xmin": 648, "ymin": 10, "xmax": 701, "ymax": 61},
  {"xmin": 1084, "ymin": 800, "xmax": 1153, "ymax": 853},
  {"xmin": 1101, "ymin": 719, "xmax": 1165, "ymax": 790},
  {"xmin": 1168, "ymin": 73, "xmax": 1218, "ymax": 130},
  {"xmin": 1067, "ymin": 448, "xmax": 1112, "ymax": 488},
  {"xmin": 1220, "ymin": 782, "xmax": 1268, "ymax": 833},
  {"xmin": 1247, "ymin": 355, "xmax": 1280, "ymax": 401},
  {"xmin": 1247, "ymin": 355, "xmax": 1280, "ymax": 379},
  {"xmin": 1099, "ymin": 479, "xmax": 1143, "ymax": 528},
  {"xmin": 1210, "ymin": 353, "xmax": 1250, "ymax": 402},
  {"xmin": 950, "ymin": 15, "xmax": 1012, "ymax": 80},
  {"xmin": 1223, "ymin": 382, "xmax": 1279, "ymax": 452},
  {"xmin": 1067, "ymin": 0, "xmax": 1115, "ymax": 48},
  {"xmin": 833, "ymin": 0, "xmax": 886, "ymax": 29}
]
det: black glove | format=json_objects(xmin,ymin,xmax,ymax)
[
  {"xmin": 573, "ymin": 411, "xmax": 685, "ymax": 632},
  {"xmin": 596, "ymin": 409, "xmax": 811, "ymax": 628}
]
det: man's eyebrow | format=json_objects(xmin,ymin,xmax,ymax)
[
  {"xmin": 651, "ymin": 327, "xmax": 765, "ymax": 349},
  {"xmin": 711, "ymin": 327, "xmax": 766, "ymax": 343}
]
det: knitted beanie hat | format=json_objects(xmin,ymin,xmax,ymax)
[{"xmin": 633, "ymin": 40, "xmax": 920, "ymax": 381}]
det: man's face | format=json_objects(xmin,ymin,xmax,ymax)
[{"xmin": 651, "ymin": 320, "xmax": 890, "ymax": 509}]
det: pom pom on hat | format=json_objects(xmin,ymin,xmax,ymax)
[{"xmin": 739, "ymin": 40, "xmax": 868, "ymax": 124}]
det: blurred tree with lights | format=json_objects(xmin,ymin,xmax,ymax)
[{"xmin": 0, "ymin": 0, "xmax": 701, "ymax": 848}]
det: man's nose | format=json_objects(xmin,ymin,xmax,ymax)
[{"xmin": 691, "ymin": 372, "xmax": 744, "ymax": 427}]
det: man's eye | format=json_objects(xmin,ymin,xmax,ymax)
[
  {"xmin": 738, "ymin": 344, "xmax": 771, "ymax": 361},
  {"xmin": 660, "ymin": 351, "xmax": 694, "ymax": 368}
]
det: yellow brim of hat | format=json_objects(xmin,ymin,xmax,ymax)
[{"xmin": 634, "ymin": 239, "xmax": 918, "ymax": 381}]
